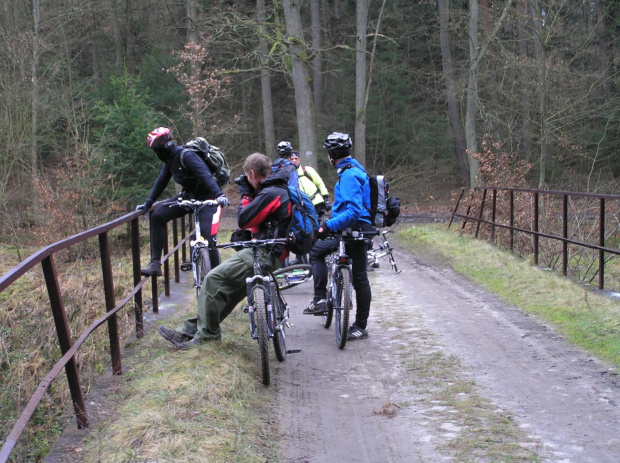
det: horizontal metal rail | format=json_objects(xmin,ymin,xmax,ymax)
[
  {"xmin": 450, "ymin": 187, "xmax": 620, "ymax": 290},
  {"xmin": 0, "ymin": 201, "xmax": 191, "ymax": 462}
]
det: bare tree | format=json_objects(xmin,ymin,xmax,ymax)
[
  {"xmin": 310, "ymin": 0, "xmax": 323, "ymax": 115},
  {"xmin": 437, "ymin": 0, "xmax": 469, "ymax": 184},
  {"xmin": 282, "ymin": 0, "xmax": 317, "ymax": 169},
  {"xmin": 354, "ymin": 0, "xmax": 368, "ymax": 165},
  {"xmin": 256, "ymin": 0, "xmax": 276, "ymax": 155}
]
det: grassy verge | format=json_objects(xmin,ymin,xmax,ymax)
[
  {"xmin": 82, "ymin": 308, "xmax": 277, "ymax": 463},
  {"xmin": 396, "ymin": 224, "xmax": 620, "ymax": 368}
]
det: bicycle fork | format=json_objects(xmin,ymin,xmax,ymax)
[{"xmin": 245, "ymin": 276, "xmax": 275, "ymax": 340}]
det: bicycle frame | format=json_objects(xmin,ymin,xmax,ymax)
[
  {"xmin": 172, "ymin": 199, "xmax": 220, "ymax": 293},
  {"xmin": 325, "ymin": 228, "xmax": 377, "ymax": 348},
  {"xmin": 218, "ymin": 237, "xmax": 294, "ymax": 385},
  {"xmin": 368, "ymin": 230, "xmax": 401, "ymax": 273}
]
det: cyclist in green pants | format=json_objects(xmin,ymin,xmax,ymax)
[{"xmin": 158, "ymin": 152, "xmax": 292, "ymax": 348}]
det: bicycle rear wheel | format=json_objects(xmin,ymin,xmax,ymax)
[
  {"xmin": 196, "ymin": 247, "xmax": 212, "ymax": 297},
  {"xmin": 252, "ymin": 287, "xmax": 270, "ymax": 386},
  {"xmin": 334, "ymin": 267, "xmax": 352, "ymax": 349},
  {"xmin": 270, "ymin": 282, "xmax": 287, "ymax": 362},
  {"xmin": 322, "ymin": 264, "xmax": 335, "ymax": 329}
]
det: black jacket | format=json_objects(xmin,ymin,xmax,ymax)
[{"xmin": 145, "ymin": 145, "xmax": 223, "ymax": 207}]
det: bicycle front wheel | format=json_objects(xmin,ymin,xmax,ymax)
[
  {"xmin": 252, "ymin": 287, "xmax": 270, "ymax": 386},
  {"xmin": 270, "ymin": 282, "xmax": 287, "ymax": 362},
  {"xmin": 196, "ymin": 247, "xmax": 212, "ymax": 297},
  {"xmin": 334, "ymin": 266, "xmax": 352, "ymax": 349}
]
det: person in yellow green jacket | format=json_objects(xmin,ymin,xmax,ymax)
[{"xmin": 290, "ymin": 151, "xmax": 331, "ymax": 218}]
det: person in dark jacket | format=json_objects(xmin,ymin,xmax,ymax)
[
  {"xmin": 158, "ymin": 152, "xmax": 292, "ymax": 348},
  {"xmin": 136, "ymin": 127, "xmax": 229, "ymax": 277},
  {"xmin": 303, "ymin": 132, "xmax": 374, "ymax": 341},
  {"xmin": 271, "ymin": 140, "xmax": 299, "ymax": 189}
]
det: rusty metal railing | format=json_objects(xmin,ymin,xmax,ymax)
[
  {"xmin": 449, "ymin": 187, "xmax": 620, "ymax": 290},
  {"xmin": 0, "ymin": 202, "xmax": 190, "ymax": 462}
]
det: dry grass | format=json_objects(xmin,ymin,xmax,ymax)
[{"xmin": 0, "ymin": 221, "xmax": 198, "ymax": 461}]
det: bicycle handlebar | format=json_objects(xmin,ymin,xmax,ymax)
[
  {"xmin": 329, "ymin": 228, "xmax": 379, "ymax": 240},
  {"xmin": 172, "ymin": 198, "xmax": 220, "ymax": 209},
  {"xmin": 217, "ymin": 237, "xmax": 292, "ymax": 250}
]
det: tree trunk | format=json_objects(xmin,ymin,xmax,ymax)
[
  {"xmin": 31, "ymin": 0, "xmax": 39, "ymax": 182},
  {"xmin": 282, "ymin": 0, "xmax": 317, "ymax": 169},
  {"xmin": 125, "ymin": 0, "xmax": 133, "ymax": 73},
  {"xmin": 531, "ymin": 0, "xmax": 547, "ymax": 187},
  {"xmin": 516, "ymin": 0, "xmax": 532, "ymax": 161},
  {"xmin": 437, "ymin": 0, "xmax": 469, "ymax": 184},
  {"xmin": 465, "ymin": 0, "xmax": 480, "ymax": 187},
  {"xmin": 187, "ymin": 0, "xmax": 200, "ymax": 135},
  {"xmin": 257, "ymin": 0, "xmax": 275, "ymax": 155},
  {"xmin": 310, "ymin": 0, "xmax": 323, "ymax": 115},
  {"xmin": 594, "ymin": 0, "xmax": 613, "ymax": 102},
  {"xmin": 355, "ymin": 0, "xmax": 368, "ymax": 166}
]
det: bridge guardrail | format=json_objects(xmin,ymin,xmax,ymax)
[{"xmin": 0, "ymin": 201, "xmax": 191, "ymax": 462}]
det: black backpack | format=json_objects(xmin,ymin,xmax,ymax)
[
  {"xmin": 341, "ymin": 165, "xmax": 400, "ymax": 227},
  {"xmin": 180, "ymin": 141, "xmax": 231, "ymax": 187}
]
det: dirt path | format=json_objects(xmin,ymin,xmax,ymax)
[{"xmin": 274, "ymin": 245, "xmax": 620, "ymax": 462}]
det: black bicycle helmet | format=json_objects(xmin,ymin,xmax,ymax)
[
  {"xmin": 323, "ymin": 132, "xmax": 352, "ymax": 159},
  {"xmin": 277, "ymin": 141, "xmax": 294, "ymax": 158},
  {"xmin": 185, "ymin": 137, "xmax": 210, "ymax": 154},
  {"xmin": 146, "ymin": 127, "xmax": 173, "ymax": 149}
]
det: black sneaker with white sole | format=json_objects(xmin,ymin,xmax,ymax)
[
  {"xmin": 303, "ymin": 299, "xmax": 327, "ymax": 315},
  {"xmin": 346, "ymin": 326, "xmax": 368, "ymax": 341}
]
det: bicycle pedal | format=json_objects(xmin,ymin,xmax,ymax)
[
  {"xmin": 286, "ymin": 349, "xmax": 302, "ymax": 354},
  {"xmin": 180, "ymin": 263, "xmax": 192, "ymax": 271}
]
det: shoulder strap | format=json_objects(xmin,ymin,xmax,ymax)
[{"xmin": 179, "ymin": 148, "xmax": 192, "ymax": 170}]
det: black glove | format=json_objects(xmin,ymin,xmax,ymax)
[
  {"xmin": 216, "ymin": 195, "xmax": 230, "ymax": 207},
  {"xmin": 317, "ymin": 221, "xmax": 329, "ymax": 240},
  {"xmin": 235, "ymin": 175, "xmax": 254, "ymax": 197},
  {"xmin": 136, "ymin": 204, "xmax": 148, "ymax": 215},
  {"xmin": 230, "ymin": 228, "xmax": 252, "ymax": 242}
]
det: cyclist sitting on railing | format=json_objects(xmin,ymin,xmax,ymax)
[
  {"xmin": 303, "ymin": 132, "xmax": 375, "ymax": 341},
  {"xmin": 158, "ymin": 152, "xmax": 292, "ymax": 348},
  {"xmin": 136, "ymin": 127, "xmax": 229, "ymax": 277}
]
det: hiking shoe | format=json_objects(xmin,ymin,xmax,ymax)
[
  {"xmin": 141, "ymin": 260, "xmax": 162, "ymax": 276},
  {"xmin": 347, "ymin": 326, "xmax": 368, "ymax": 341},
  {"xmin": 174, "ymin": 336, "xmax": 219, "ymax": 350},
  {"xmin": 303, "ymin": 299, "xmax": 327, "ymax": 315},
  {"xmin": 158, "ymin": 326, "xmax": 192, "ymax": 345}
]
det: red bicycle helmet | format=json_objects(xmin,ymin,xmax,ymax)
[{"xmin": 146, "ymin": 127, "xmax": 173, "ymax": 149}]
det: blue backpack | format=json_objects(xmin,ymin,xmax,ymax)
[
  {"xmin": 272, "ymin": 159, "xmax": 300, "ymax": 190},
  {"xmin": 284, "ymin": 186, "xmax": 319, "ymax": 255}
]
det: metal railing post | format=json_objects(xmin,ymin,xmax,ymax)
[
  {"xmin": 509, "ymin": 190, "xmax": 514, "ymax": 251},
  {"xmin": 475, "ymin": 188, "xmax": 487, "ymax": 238},
  {"xmin": 491, "ymin": 189, "xmax": 497, "ymax": 243},
  {"xmin": 131, "ymin": 217, "xmax": 144, "ymax": 338},
  {"xmin": 99, "ymin": 232, "xmax": 122, "ymax": 375},
  {"xmin": 562, "ymin": 194, "xmax": 568, "ymax": 276},
  {"xmin": 533, "ymin": 192, "xmax": 539, "ymax": 265},
  {"xmin": 40, "ymin": 255, "xmax": 88, "ymax": 429},
  {"xmin": 164, "ymin": 222, "xmax": 170, "ymax": 297},
  {"xmin": 173, "ymin": 218, "xmax": 180, "ymax": 283},
  {"xmin": 599, "ymin": 198, "xmax": 605, "ymax": 289}
]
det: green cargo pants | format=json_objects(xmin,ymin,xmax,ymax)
[{"xmin": 178, "ymin": 247, "xmax": 283, "ymax": 341}]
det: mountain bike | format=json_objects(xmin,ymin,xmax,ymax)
[
  {"xmin": 367, "ymin": 230, "xmax": 401, "ymax": 274},
  {"xmin": 172, "ymin": 198, "xmax": 222, "ymax": 297},
  {"xmin": 218, "ymin": 237, "xmax": 298, "ymax": 386},
  {"xmin": 322, "ymin": 229, "xmax": 377, "ymax": 349}
]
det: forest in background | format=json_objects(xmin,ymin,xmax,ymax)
[{"xmin": 1, "ymin": 0, "xmax": 619, "ymax": 250}]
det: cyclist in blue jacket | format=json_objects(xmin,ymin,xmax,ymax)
[{"xmin": 303, "ymin": 132, "xmax": 374, "ymax": 341}]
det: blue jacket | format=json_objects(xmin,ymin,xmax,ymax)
[{"xmin": 326, "ymin": 158, "xmax": 371, "ymax": 231}]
